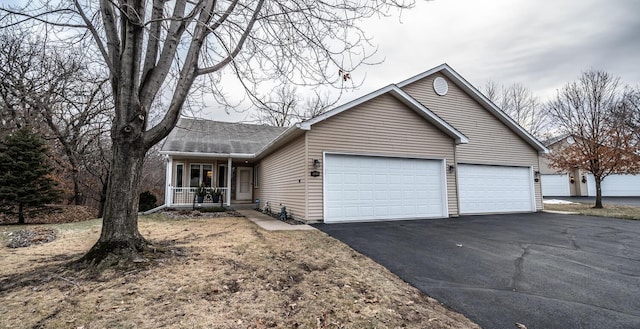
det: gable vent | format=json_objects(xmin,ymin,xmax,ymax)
[{"xmin": 433, "ymin": 77, "xmax": 448, "ymax": 96}]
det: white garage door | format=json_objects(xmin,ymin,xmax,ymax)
[
  {"xmin": 587, "ymin": 174, "xmax": 640, "ymax": 196},
  {"xmin": 541, "ymin": 174, "xmax": 570, "ymax": 196},
  {"xmin": 458, "ymin": 164, "xmax": 535, "ymax": 214},
  {"xmin": 324, "ymin": 154, "xmax": 447, "ymax": 223}
]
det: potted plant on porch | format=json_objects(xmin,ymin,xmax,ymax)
[
  {"xmin": 196, "ymin": 183, "xmax": 207, "ymax": 203},
  {"xmin": 211, "ymin": 188, "xmax": 222, "ymax": 203}
]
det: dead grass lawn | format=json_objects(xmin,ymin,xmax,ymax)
[
  {"xmin": 545, "ymin": 203, "xmax": 640, "ymax": 220},
  {"xmin": 0, "ymin": 215, "xmax": 479, "ymax": 329}
]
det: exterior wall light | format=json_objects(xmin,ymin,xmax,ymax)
[
  {"xmin": 448, "ymin": 165, "xmax": 456, "ymax": 173},
  {"xmin": 313, "ymin": 159, "xmax": 321, "ymax": 168},
  {"xmin": 534, "ymin": 171, "xmax": 540, "ymax": 182}
]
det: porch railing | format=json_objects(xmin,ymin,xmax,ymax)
[{"xmin": 170, "ymin": 187, "xmax": 229, "ymax": 206}]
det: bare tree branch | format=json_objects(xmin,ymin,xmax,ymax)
[{"xmin": 483, "ymin": 81, "xmax": 549, "ymax": 138}]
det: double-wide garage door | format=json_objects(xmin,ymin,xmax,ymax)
[
  {"xmin": 458, "ymin": 164, "xmax": 535, "ymax": 214},
  {"xmin": 324, "ymin": 154, "xmax": 447, "ymax": 223}
]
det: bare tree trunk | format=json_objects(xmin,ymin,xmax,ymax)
[
  {"xmin": 18, "ymin": 203, "xmax": 24, "ymax": 224},
  {"xmin": 71, "ymin": 162, "xmax": 81, "ymax": 205},
  {"xmin": 594, "ymin": 176, "xmax": 603, "ymax": 209},
  {"xmin": 97, "ymin": 172, "xmax": 109, "ymax": 218},
  {"xmin": 81, "ymin": 142, "xmax": 147, "ymax": 263}
]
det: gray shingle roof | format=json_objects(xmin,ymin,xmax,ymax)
[
  {"xmin": 161, "ymin": 118, "xmax": 288, "ymax": 155},
  {"xmin": 542, "ymin": 133, "xmax": 571, "ymax": 147}
]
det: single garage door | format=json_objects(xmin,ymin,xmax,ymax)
[
  {"xmin": 587, "ymin": 174, "xmax": 640, "ymax": 196},
  {"xmin": 541, "ymin": 174, "xmax": 570, "ymax": 196},
  {"xmin": 324, "ymin": 154, "xmax": 447, "ymax": 223},
  {"xmin": 458, "ymin": 164, "xmax": 535, "ymax": 214}
]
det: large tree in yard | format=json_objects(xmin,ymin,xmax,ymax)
[
  {"xmin": 1, "ymin": 0, "xmax": 416, "ymax": 263},
  {"xmin": 0, "ymin": 128, "xmax": 61, "ymax": 224},
  {"xmin": 546, "ymin": 70, "xmax": 640, "ymax": 208}
]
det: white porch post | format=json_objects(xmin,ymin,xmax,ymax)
[
  {"xmin": 226, "ymin": 157, "xmax": 232, "ymax": 206},
  {"xmin": 165, "ymin": 156, "xmax": 173, "ymax": 207}
]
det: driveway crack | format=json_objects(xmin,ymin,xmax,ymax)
[
  {"xmin": 510, "ymin": 244, "xmax": 529, "ymax": 291},
  {"xmin": 562, "ymin": 228, "xmax": 580, "ymax": 250}
]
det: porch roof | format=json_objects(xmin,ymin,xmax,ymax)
[{"xmin": 160, "ymin": 118, "xmax": 288, "ymax": 156}]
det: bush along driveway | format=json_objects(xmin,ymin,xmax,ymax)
[{"xmin": 315, "ymin": 212, "xmax": 640, "ymax": 329}]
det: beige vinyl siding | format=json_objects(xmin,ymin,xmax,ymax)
[
  {"xmin": 254, "ymin": 136, "xmax": 306, "ymax": 220},
  {"xmin": 402, "ymin": 73, "xmax": 543, "ymax": 210},
  {"xmin": 539, "ymin": 154, "xmax": 558, "ymax": 175},
  {"xmin": 539, "ymin": 141, "xmax": 569, "ymax": 174},
  {"xmin": 306, "ymin": 93, "xmax": 457, "ymax": 222}
]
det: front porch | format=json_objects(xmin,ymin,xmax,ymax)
[{"xmin": 164, "ymin": 157, "xmax": 256, "ymax": 207}]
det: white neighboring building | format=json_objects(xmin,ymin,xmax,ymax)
[{"xmin": 540, "ymin": 135, "xmax": 640, "ymax": 197}]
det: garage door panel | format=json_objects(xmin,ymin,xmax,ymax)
[
  {"xmin": 541, "ymin": 174, "xmax": 570, "ymax": 196},
  {"xmin": 586, "ymin": 174, "xmax": 640, "ymax": 196},
  {"xmin": 601, "ymin": 175, "xmax": 640, "ymax": 196},
  {"xmin": 458, "ymin": 164, "xmax": 534, "ymax": 214},
  {"xmin": 324, "ymin": 154, "xmax": 446, "ymax": 223}
]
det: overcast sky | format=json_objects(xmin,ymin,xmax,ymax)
[{"xmin": 208, "ymin": 0, "xmax": 640, "ymax": 123}]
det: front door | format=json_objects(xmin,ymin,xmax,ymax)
[{"xmin": 235, "ymin": 167, "xmax": 253, "ymax": 201}]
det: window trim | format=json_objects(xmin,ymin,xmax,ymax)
[
  {"xmin": 217, "ymin": 164, "xmax": 227, "ymax": 187},
  {"xmin": 189, "ymin": 163, "xmax": 214, "ymax": 188},
  {"xmin": 253, "ymin": 164, "xmax": 260, "ymax": 188},
  {"xmin": 175, "ymin": 163, "xmax": 185, "ymax": 192}
]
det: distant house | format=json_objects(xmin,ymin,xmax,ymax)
[
  {"xmin": 160, "ymin": 64, "xmax": 548, "ymax": 223},
  {"xmin": 540, "ymin": 135, "xmax": 640, "ymax": 197}
]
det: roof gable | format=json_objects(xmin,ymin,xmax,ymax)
[
  {"xmin": 397, "ymin": 64, "xmax": 548, "ymax": 153},
  {"xmin": 300, "ymin": 84, "xmax": 469, "ymax": 144}
]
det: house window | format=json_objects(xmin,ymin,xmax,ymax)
[
  {"xmin": 254, "ymin": 164, "xmax": 260, "ymax": 188},
  {"xmin": 189, "ymin": 164, "xmax": 213, "ymax": 187},
  {"xmin": 175, "ymin": 163, "xmax": 184, "ymax": 188},
  {"xmin": 217, "ymin": 164, "xmax": 227, "ymax": 187}
]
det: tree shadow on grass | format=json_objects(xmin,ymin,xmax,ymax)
[
  {"xmin": 0, "ymin": 252, "xmax": 86, "ymax": 296},
  {"xmin": 0, "ymin": 237, "xmax": 196, "ymax": 297}
]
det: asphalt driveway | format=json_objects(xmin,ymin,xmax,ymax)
[{"xmin": 314, "ymin": 213, "xmax": 640, "ymax": 329}]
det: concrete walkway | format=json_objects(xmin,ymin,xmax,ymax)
[{"xmin": 236, "ymin": 209, "xmax": 315, "ymax": 231}]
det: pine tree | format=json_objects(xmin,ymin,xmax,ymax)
[{"xmin": 0, "ymin": 128, "xmax": 61, "ymax": 224}]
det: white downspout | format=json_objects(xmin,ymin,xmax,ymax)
[
  {"xmin": 227, "ymin": 157, "xmax": 232, "ymax": 206},
  {"xmin": 165, "ymin": 156, "xmax": 173, "ymax": 207}
]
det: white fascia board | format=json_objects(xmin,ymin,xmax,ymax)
[
  {"xmin": 158, "ymin": 151, "xmax": 255, "ymax": 159},
  {"xmin": 388, "ymin": 87, "xmax": 469, "ymax": 144},
  {"xmin": 398, "ymin": 63, "xmax": 549, "ymax": 154},
  {"xmin": 396, "ymin": 63, "xmax": 450, "ymax": 88}
]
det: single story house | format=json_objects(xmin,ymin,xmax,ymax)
[
  {"xmin": 540, "ymin": 135, "xmax": 640, "ymax": 197},
  {"xmin": 160, "ymin": 63, "xmax": 549, "ymax": 223}
]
